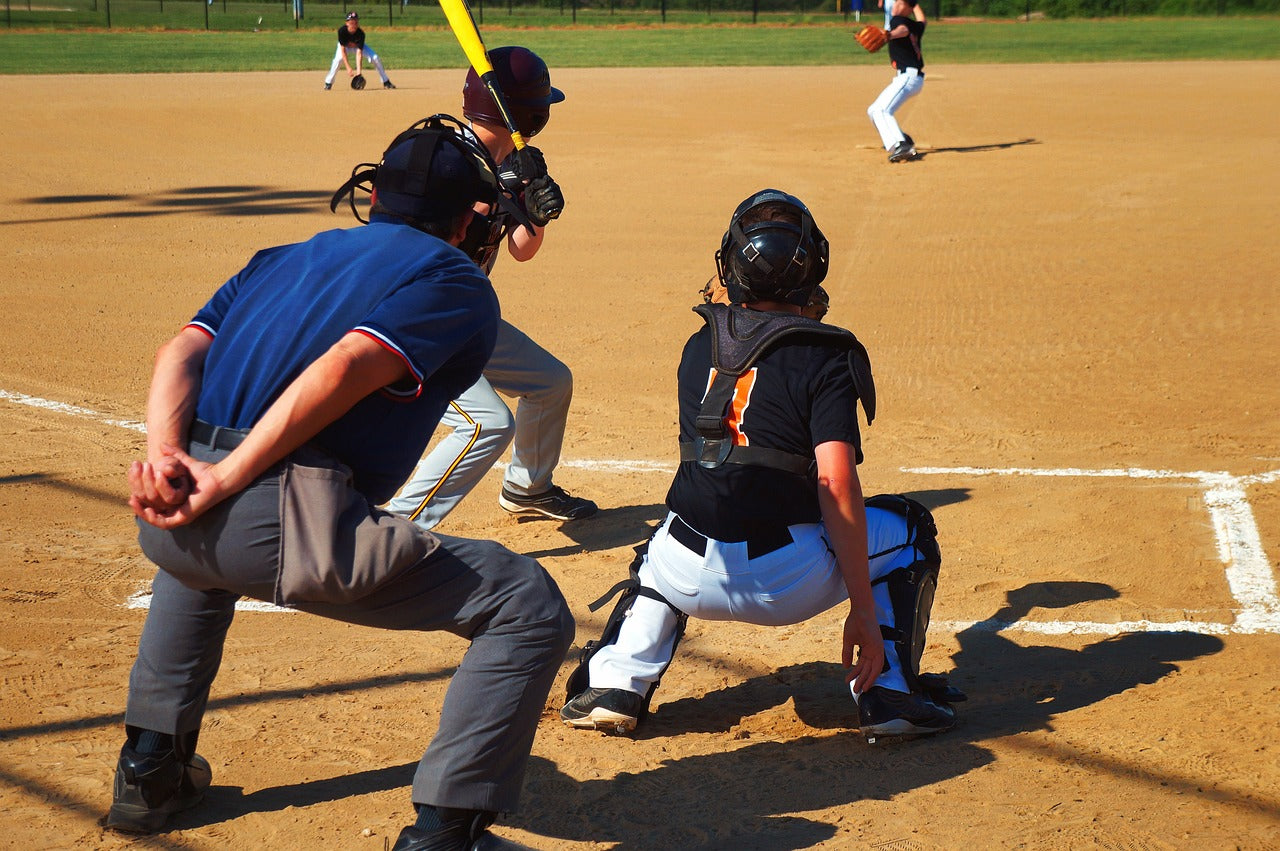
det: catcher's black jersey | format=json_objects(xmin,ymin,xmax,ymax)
[
  {"xmin": 888, "ymin": 16, "xmax": 926, "ymax": 72},
  {"xmin": 666, "ymin": 319, "xmax": 863, "ymax": 543}
]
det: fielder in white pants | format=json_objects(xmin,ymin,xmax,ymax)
[
  {"xmin": 588, "ymin": 505, "xmax": 921, "ymax": 699},
  {"xmin": 867, "ymin": 67, "xmax": 924, "ymax": 152},
  {"xmin": 324, "ymin": 43, "xmax": 390, "ymax": 87},
  {"xmin": 867, "ymin": 0, "xmax": 927, "ymax": 159}
]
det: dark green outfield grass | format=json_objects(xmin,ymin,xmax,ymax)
[{"xmin": 0, "ymin": 16, "xmax": 1277, "ymax": 73}]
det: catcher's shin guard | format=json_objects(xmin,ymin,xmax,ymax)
[
  {"xmin": 564, "ymin": 543, "xmax": 687, "ymax": 719},
  {"xmin": 867, "ymin": 494, "xmax": 942, "ymax": 693}
]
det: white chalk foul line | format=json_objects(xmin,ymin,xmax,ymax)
[
  {"xmin": 0, "ymin": 389, "xmax": 145, "ymax": 433},
  {"xmin": 8, "ymin": 389, "xmax": 1279, "ymax": 633},
  {"xmin": 904, "ymin": 465, "xmax": 1280, "ymax": 635}
]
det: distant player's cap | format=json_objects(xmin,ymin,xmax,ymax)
[{"xmin": 345, "ymin": 11, "xmax": 358, "ymax": 19}]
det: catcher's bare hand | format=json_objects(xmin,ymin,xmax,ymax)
[{"xmin": 842, "ymin": 605, "xmax": 885, "ymax": 695}]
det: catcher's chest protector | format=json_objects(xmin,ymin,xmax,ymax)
[{"xmin": 682, "ymin": 303, "xmax": 876, "ymax": 475}]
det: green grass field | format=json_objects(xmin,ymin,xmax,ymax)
[{"xmin": 1, "ymin": 16, "xmax": 1277, "ymax": 73}]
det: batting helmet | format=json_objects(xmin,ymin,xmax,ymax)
[
  {"xmin": 715, "ymin": 189, "xmax": 829, "ymax": 308},
  {"xmin": 462, "ymin": 46, "xmax": 565, "ymax": 138},
  {"xmin": 329, "ymin": 114, "xmax": 501, "ymax": 233}
]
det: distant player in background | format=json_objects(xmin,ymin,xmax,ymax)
[
  {"xmin": 323, "ymin": 12, "xmax": 395, "ymax": 91},
  {"xmin": 867, "ymin": 0, "xmax": 926, "ymax": 163},
  {"xmin": 388, "ymin": 46, "xmax": 598, "ymax": 529},
  {"xmin": 876, "ymin": 0, "xmax": 891, "ymax": 27}
]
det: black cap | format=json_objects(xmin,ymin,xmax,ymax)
[
  {"xmin": 373, "ymin": 128, "xmax": 498, "ymax": 224},
  {"xmin": 345, "ymin": 11, "xmax": 358, "ymax": 19}
]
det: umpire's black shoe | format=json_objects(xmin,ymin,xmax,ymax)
[
  {"xmin": 856, "ymin": 686, "xmax": 956, "ymax": 740},
  {"xmin": 561, "ymin": 687, "xmax": 643, "ymax": 733},
  {"xmin": 391, "ymin": 818, "xmax": 537, "ymax": 850},
  {"xmin": 499, "ymin": 485, "xmax": 597, "ymax": 521},
  {"xmin": 105, "ymin": 745, "xmax": 212, "ymax": 833}
]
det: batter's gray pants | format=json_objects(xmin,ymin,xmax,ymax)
[
  {"xmin": 387, "ymin": 319, "xmax": 573, "ymax": 530},
  {"xmin": 124, "ymin": 439, "xmax": 574, "ymax": 814}
]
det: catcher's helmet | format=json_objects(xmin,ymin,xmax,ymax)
[
  {"xmin": 351, "ymin": 74, "xmax": 366, "ymax": 91},
  {"xmin": 329, "ymin": 114, "xmax": 501, "ymax": 233},
  {"xmin": 715, "ymin": 189, "xmax": 829, "ymax": 307},
  {"xmin": 462, "ymin": 46, "xmax": 564, "ymax": 138}
]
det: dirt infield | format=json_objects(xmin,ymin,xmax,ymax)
[{"xmin": 1, "ymin": 62, "xmax": 1278, "ymax": 849}]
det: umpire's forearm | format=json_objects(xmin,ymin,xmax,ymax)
[{"xmin": 145, "ymin": 326, "xmax": 211, "ymax": 463}]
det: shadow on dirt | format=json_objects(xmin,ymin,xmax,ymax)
[
  {"xmin": 509, "ymin": 578, "xmax": 1223, "ymax": 849},
  {"xmin": 8, "ymin": 185, "xmax": 329, "ymax": 224},
  {"xmin": 913, "ymin": 137, "xmax": 1040, "ymax": 160}
]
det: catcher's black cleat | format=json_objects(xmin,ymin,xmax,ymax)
[
  {"xmin": 856, "ymin": 686, "xmax": 956, "ymax": 741},
  {"xmin": 105, "ymin": 745, "xmax": 211, "ymax": 833},
  {"xmin": 499, "ymin": 485, "xmax": 597, "ymax": 521},
  {"xmin": 561, "ymin": 687, "xmax": 643, "ymax": 733}
]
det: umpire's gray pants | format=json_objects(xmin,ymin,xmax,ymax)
[{"xmin": 125, "ymin": 439, "xmax": 574, "ymax": 814}]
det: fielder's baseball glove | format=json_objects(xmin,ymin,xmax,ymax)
[
  {"xmin": 855, "ymin": 26, "xmax": 889, "ymax": 53},
  {"xmin": 351, "ymin": 74, "xmax": 367, "ymax": 90}
]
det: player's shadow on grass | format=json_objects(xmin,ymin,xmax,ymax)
[
  {"xmin": 914, "ymin": 137, "xmax": 1040, "ymax": 160},
  {"xmin": 508, "ymin": 579, "xmax": 1223, "ymax": 849}
]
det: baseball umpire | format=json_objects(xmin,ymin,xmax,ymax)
[
  {"xmin": 387, "ymin": 46, "xmax": 597, "ymax": 529},
  {"xmin": 110, "ymin": 116, "xmax": 572, "ymax": 851},
  {"xmin": 560, "ymin": 190, "xmax": 961, "ymax": 738}
]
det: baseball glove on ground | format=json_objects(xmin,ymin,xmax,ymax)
[
  {"xmin": 351, "ymin": 74, "xmax": 366, "ymax": 90},
  {"xmin": 855, "ymin": 26, "xmax": 889, "ymax": 52}
]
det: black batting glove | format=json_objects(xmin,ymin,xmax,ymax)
[
  {"xmin": 524, "ymin": 175, "xmax": 564, "ymax": 226},
  {"xmin": 499, "ymin": 145, "xmax": 549, "ymax": 191}
]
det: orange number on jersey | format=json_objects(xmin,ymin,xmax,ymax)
[{"xmin": 704, "ymin": 368, "xmax": 759, "ymax": 445}]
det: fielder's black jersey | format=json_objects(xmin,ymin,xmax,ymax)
[
  {"xmin": 888, "ymin": 16, "xmax": 926, "ymax": 72},
  {"xmin": 337, "ymin": 25, "xmax": 367, "ymax": 49},
  {"xmin": 667, "ymin": 317, "xmax": 863, "ymax": 542}
]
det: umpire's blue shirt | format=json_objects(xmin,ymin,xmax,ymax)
[{"xmin": 188, "ymin": 215, "xmax": 499, "ymax": 504}]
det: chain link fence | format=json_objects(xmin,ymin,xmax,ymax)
[{"xmin": 3, "ymin": 0, "xmax": 1275, "ymax": 29}]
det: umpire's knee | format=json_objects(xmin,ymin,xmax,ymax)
[{"xmin": 492, "ymin": 547, "xmax": 575, "ymax": 660}]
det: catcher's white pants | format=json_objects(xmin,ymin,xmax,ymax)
[
  {"xmin": 587, "ymin": 506, "xmax": 920, "ymax": 699},
  {"xmin": 868, "ymin": 67, "xmax": 924, "ymax": 150},
  {"xmin": 387, "ymin": 319, "xmax": 573, "ymax": 530},
  {"xmin": 324, "ymin": 44, "xmax": 390, "ymax": 85}
]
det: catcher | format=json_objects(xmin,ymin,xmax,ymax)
[
  {"xmin": 859, "ymin": 0, "xmax": 928, "ymax": 162},
  {"xmin": 560, "ymin": 189, "xmax": 962, "ymax": 739}
]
